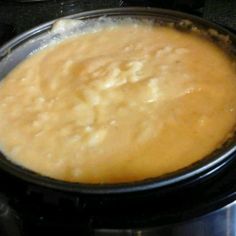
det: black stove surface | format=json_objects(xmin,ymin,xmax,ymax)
[{"xmin": 0, "ymin": 1, "xmax": 236, "ymax": 236}]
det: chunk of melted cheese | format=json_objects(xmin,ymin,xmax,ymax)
[{"xmin": 0, "ymin": 24, "xmax": 236, "ymax": 183}]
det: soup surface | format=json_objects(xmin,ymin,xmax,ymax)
[{"xmin": 0, "ymin": 23, "xmax": 236, "ymax": 183}]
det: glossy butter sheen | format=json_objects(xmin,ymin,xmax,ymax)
[{"xmin": 0, "ymin": 24, "xmax": 236, "ymax": 183}]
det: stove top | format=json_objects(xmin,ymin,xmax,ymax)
[{"xmin": 0, "ymin": 1, "xmax": 236, "ymax": 236}]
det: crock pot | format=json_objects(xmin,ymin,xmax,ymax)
[{"xmin": 0, "ymin": 8, "xmax": 235, "ymax": 200}]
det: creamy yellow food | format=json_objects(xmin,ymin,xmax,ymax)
[{"xmin": 0, "ymin": 23, "xmax": 236, "ymax": 183}]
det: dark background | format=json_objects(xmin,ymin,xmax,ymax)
[{"xmin": 0, "ymin": 0, "xmax": 235, "ymax": 36}]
